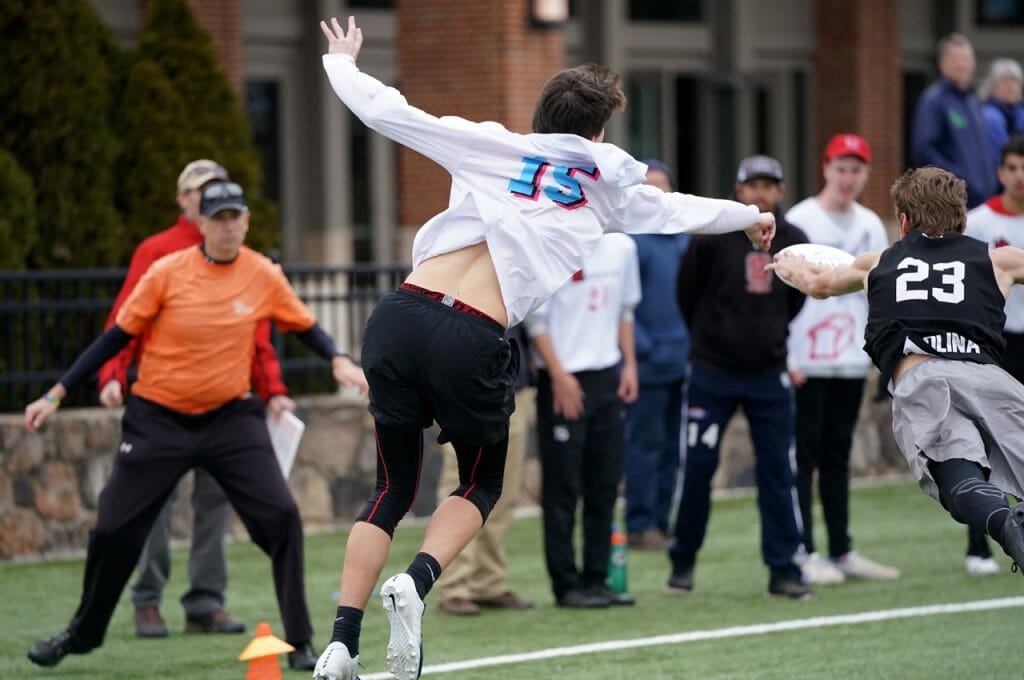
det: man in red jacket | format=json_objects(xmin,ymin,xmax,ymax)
[{"xmin": 98, "ymin": 159, "xmax": 293, "ymax": 638}]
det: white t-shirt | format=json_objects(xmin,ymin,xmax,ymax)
[
  {"xmin": 323, "ymin": 54, "xmax": 758, "ymax": 326},
  {"xmin": 525, "ymin": 233, "xmax": 641, "ymax": 374},
  {"xmin": 966, "ymin": 196, "xmax": 1024, "ymax": 332},
  {"xmin": 786, "ymin": 198, "xmax": 889, "ymax": 378}
]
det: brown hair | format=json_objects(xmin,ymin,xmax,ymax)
[
  {"xmin": 531, "ymin": 64, "xmax": 626, "ymax": 139},
  {"xmin": 1001, "ymin": 133, "xmax": 1024, "ymax": 165},
  {"xmin": 936, "ymin": 32, "xmax": 972, "ymax": 63},
  {"xmin": 890, "ymin": 167, "xmax": 966, "ymax": 237}
]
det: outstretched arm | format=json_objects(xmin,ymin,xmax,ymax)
[
  {"xmin": 990, "ymin": 245, "xmax": 1024, "ymax": 296},
  {"xmin": 612, "ymin": 184, "xmax": 776, "ymax": 251},
  {"xmin": 320, "ymin": 15, "xmax": 479, "ymax": 173},
  {"xmin": 767, "ymin": 251, "xmax": 880, "ymax": 299}
]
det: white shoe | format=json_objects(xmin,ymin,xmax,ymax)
[
  {"xmin": 965, "ymin": 555, "xmax": 1000, "ymax": 576},
  {"xmin": 312, "ymin": 641, "xmax": 360, "ymax": 680},
  {"xmin": 832, "ymin": 551, "xmax": 901, "ymax": 581},
  {"xmin": 381, "ymin": 573, "xmax": 425, "ymax": 680},
  {"xmin": 800, "ymin": 552, "xmax": 846, "ymax": 585}
]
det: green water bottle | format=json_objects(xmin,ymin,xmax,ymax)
[{"xmin": 607, "ymin": 523, "xmax": 629, "ymax": 594}]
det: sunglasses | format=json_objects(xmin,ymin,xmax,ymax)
[{"xmin": 202, "ymin": 182, "xmax": 244, "ymax": 201}]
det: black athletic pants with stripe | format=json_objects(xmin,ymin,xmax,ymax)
[
  {"xmin": 66, "ymin": 395, "xmax": 312, "ymax": 648},
  {"xmin": 537, "ymin": 366, "xmax": 624, "ymax": 600}
]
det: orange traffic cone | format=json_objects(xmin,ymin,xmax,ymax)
[{"xmin": 238, "ymin": 621, "xmax": 295, "ymax": 680}]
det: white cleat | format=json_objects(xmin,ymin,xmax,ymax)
[
  {"xmin": 965, "ymin": 555, "xmax": 1000, "ymax": 576},
  {"xmin": 800, "ymin": 552, "xmax": 846, "ymax": 585},
  {"xmin": 312, "ymin": 641, "xmax": 360, "ymax": 680},
  {"xmin": 832, "ymin": 550, "xmax": 901, "ymax": 581},
  {"xmin": 381, "ymin": 573, "xmax": 425, "ymax": 680}
]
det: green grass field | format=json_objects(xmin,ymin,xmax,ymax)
[{"xmin": 3, "ymin": 480, "xmax": 1022, "ymax": 679}]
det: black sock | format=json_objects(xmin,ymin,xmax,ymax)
[
  {"xmin": 406, "ymin": 552, "xmax": 442, "ymax": 600},
  {"xmin": 329, "ymin": 606, "xmax": 363, "ymax": 656}
]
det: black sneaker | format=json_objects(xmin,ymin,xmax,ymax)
[
  {"xmin": 27, "ymin": 630, "xmax": 88, "ymax": 667},
  {"xmin": 1000, "ymin": 502, "xmax": 1024, "ymax": 573},
  {"xmin": 767, "ymin": 572, "xmax": 814, "ymax": 600},
  {"xmin": 556, "ymin": 588, "xmax": 611, "ymax": 608},
  {"xmin": 664, "ymin": 566, "xmax": 693, "ymax": 595},
  {"xmin": 287, "ymin": 640, "xmax": 318, "ymax": 671},
  {"xmin": 588, "ymin": 584, "xmax": 636, "ymax": 606}
]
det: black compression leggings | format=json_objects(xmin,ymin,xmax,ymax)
[
  {"xmin": 355, "ymin": 422, "xmax": 507, "ymax": 536},
  {"xmin": 929, "ymin": 458, "xmax": 1011, "ymax": 542}
]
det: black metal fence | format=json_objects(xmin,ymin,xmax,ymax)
[{"xmin": 0, "ymin": 263, "xmax": 409, "ymax": 413}]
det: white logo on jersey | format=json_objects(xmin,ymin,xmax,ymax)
[
  {"xmin": 923, "ymin": 332, "xmax": 980, "ymax": 354},
  {"xmin": 233, "ymin": 300, "xmax": 254, "ymax": 315},
  {"xmin": 119, "ymin": 441, "xmax": 133, "ymax": 454}
]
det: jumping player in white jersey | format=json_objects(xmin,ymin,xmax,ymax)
[
  {"xmin": 769, "ymin": 167, "xmax": 1024, "ymax": 589},
  {"xmin": 314, "ymin": 16, "xmax": 775, "ymax": 680}
]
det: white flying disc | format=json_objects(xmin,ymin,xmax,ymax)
[{"xmin": 774, "ymin": 243, "xmax": 854, "ymax": 288}]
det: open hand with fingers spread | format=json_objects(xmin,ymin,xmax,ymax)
[{"xmin": 320, "ymin": 15, "xmax": 364, "ymax": 60}]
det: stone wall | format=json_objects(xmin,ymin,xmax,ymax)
[{"xmin": 0, "ymin": 381, "xmax": 903, "ymax": 562}]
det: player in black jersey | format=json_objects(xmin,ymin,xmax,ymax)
[{"xmin": 769, "ymin": 167, "xmax": 1024, "ymax": 574}]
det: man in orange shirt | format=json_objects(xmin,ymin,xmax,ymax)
[
  {"xmin": 100, "ymin": 159, "xmax": 292, "ymax": 638},
  {"xmin": 24, "ymin": 181, "xmax": 368, "ymax": 672}
]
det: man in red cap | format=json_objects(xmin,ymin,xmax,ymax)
[{"xmin": 786, "ymin": 134, "xmax": 900, "ymax": 586}]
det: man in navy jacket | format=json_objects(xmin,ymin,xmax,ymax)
[
  {"xmin": 624, "ymin": 161, "xmax": 691, "ymax": 551},
  {"xmin": 911, "ymin": 33, "xmax": 997, "ymax": 208}
]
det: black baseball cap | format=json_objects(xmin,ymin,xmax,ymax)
[
  {"xmin": 199, "ymin": 181, "xmax": 248, "ymax": 217},
  {"xmin": 736, "ymin": 155, "xmax": 784, "ymax": 183}
]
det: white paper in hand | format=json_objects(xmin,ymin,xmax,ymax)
[{"xmin": 266, "ymin": 410, "xmax": 305, "ymax": 479}]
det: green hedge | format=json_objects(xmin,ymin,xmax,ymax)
[{"xmin": 0, "ymin": 0, "xmax": 280, "ymax": 268}]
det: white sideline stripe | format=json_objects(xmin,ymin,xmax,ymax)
[{"xmin": 360, "ymin": 596, "xmax": 1024, "ymax": 678}]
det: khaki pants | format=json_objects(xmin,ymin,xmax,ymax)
[{"xmin": 435, "ymin": 387, "xmax": 534, "ymax": 600}]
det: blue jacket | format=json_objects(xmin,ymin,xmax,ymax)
[
  {"xmin": 911, "ymin": 77, "xmax": 997, "ymax": 208},
  {"xmin": 629, "ymin": 233, "xmax": 690, "ymax": 385},
  {"xmin": 982, "ymin": 99, "xmax": 1024, "ymax": 173}
]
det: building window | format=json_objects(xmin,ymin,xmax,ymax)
[
  {"xmin": 629, "ymin": 0, "xmax": 702, "ymax": 22},
  {"xmin": 350, "ymin": 112, "xmax": 372, "ymax": 263},
  {"xmin": 627, "ymin": 74, "xmax": 662, "ymax": 163},
  {"xmin": 976, "ymin": 0, "xmax": 1024, "ymax": 24},
  {"xmin": 246, "ymin": 79, "xmax": 282, "ymax": 206}
]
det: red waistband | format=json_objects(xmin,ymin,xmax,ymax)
[{"xmin": 399, "ymin": 283, "xmax": 501, "ymax": 326}]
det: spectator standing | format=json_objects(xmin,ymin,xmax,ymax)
[
  {"xmin": 528, "ymin": 232, "xmax": 641, "ymax": 608},
  {"xmin": 666, "ymin": 155, "xmax": 810, "ymax": 600},
  {"xmin": 910, "ymin": 33, "xmax": 997, "ymax": 209},
  {"xmin": 100, "ymin": 159, "xmax": 290, "ymax": 638},
  {"xmin": 786, "ymin": 134, "xmax": 900, "ymax": 585},
  {"xmin": 25, "ymin": 181, "xmax": 368, "ymax": 671},
  {"xmin": 964, "ymin": 133, "xmax": 1024, "ymax": 574},
  {"xmin": 314, "ymin": 17, "xmax": 775, "ymax": 680},
  {"xmin": 434, "ymin": 324, "xmax": 535, "ymax": 616},
  {"xmin": 623, "ymin": 160, "xmax": 691, "ymax": 550},
  {"xmin": 978, "ymin": 59, "xmax": 1024, "ymax": 178}
]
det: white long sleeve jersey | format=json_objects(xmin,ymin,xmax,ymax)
[
  {"xmin": 966, "ymin": 196, "xmax": 1024, "ymax": 333},
  {"xmin": 323, "ymin": 53, "xmax": 758, "ymax": 326},
  {"xmin": 785, "ymin": 198, "xmax": 889, "ymax": 377}
]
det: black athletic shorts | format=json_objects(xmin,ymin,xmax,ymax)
[{"xmin": 361, "ymin": 285, "xmax": 518, "ymax": 445}]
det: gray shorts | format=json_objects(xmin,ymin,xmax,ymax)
[{"xmin": 892, "ymin": 359, "xmax": 1024, "ymax": 502}]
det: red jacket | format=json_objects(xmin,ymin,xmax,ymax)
[{"xmin": 99, "ymin": 214, "xmax": 288, "ymax": 401}]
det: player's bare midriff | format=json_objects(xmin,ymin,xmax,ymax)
[
  {"xmin": 404, "ymin": 241, "xmax": 509, "ymax": 328},
  {"xmin": 893, "ymin": 353, "xmax": 933, "ymax": 386}
]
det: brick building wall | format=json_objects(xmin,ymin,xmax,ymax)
[
  {"xmin": 395, "ymin": 0, "xmax": 566, "ymax": 229},
  {"xmin": 186, "ymin": 0, "xmax": 244, "ymax": 98},
  {"xmin": 814, "ymin": 0, "xmax": 903, "ymax": 222}
]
